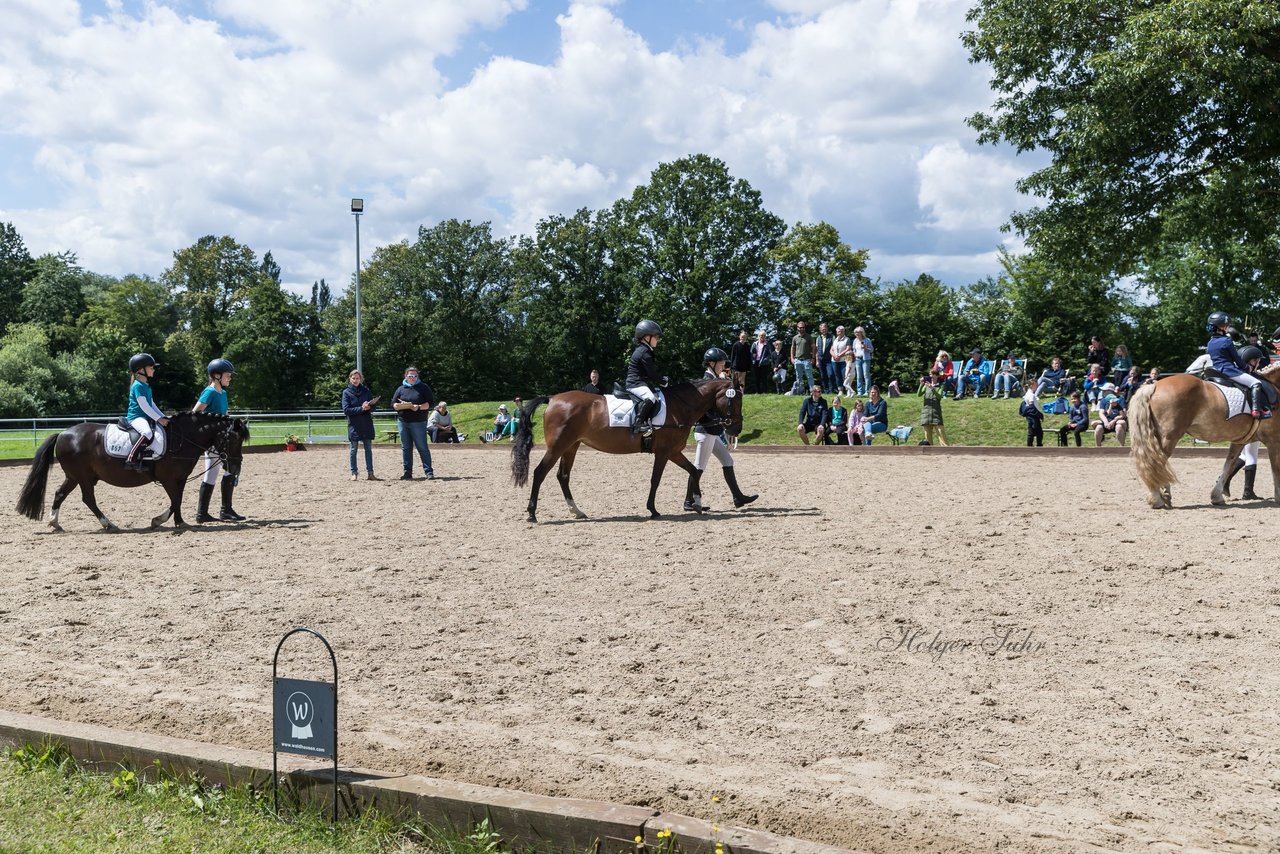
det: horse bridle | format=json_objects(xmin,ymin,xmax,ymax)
[
  {"xmin": 702, "ymin": 385, "xmax": 740, "ymax": 430},
  {"xmin": 168, "ymin": 420, "xmax": 242, "ymax": 484}
]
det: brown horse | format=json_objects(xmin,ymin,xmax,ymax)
[
  {"xmin": 1129, "ymin": 364, "xmax": 1279, "ymax": 508},
  {"xmin": 15, "ymin": 411, "xmax": 249, "ymax": 531},
  {"xmin": 511, "ymin": 379, "xmax": 742, "ymax": 522}
]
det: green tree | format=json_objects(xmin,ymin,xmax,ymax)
[
  {"xmin": 0, "ymin": 222, "xmax": 35, "ymax": 337},
  {"xmin": 0, "ymin": 324, "xmax": 67, "ymax": 416},
  {"xmin": 875, "ymin": 274, "xmax": 955, "ymax": 388},
  {"xmin": 771, "ymin": 221, "xmax": 874, "ymax": 331},
  {"xmin": 964, "ymin": 0, "xmax": 1280, "ymax": 276},
  {"xmin": 509, "ymin": 209, "xmax": 621, "ymax": 393},
  {"xmin": 21, "ymin": 252, "xmax": 87, "ymax": 353},
  {"xmin": 221, "ymin": 276, "xmax": 320, "ymax": 409},
  {"xmin": 608, "ymin": 155, "xmax": 786, "ymax": 375},
  {"xmin": 164, "ymin": 235, "xmax": 256, "ymax": 363}
]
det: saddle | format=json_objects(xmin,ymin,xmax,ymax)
[
  {"xmin": 604, "ymin": 391, "xmax": 668, "ymax": 429},
  {"xmin": 104, "ymin": 418, "xmax": 167, "ymax": 460},
  {"xmin": 1205, "ymin": 374, "xmax": 1278, "ymax": 411}
]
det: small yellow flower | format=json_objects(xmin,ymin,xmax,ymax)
[
  {"xmin": 711, "ymin": 795, "xmax": 721, "ymax": 802},
  {"xmin": 634, "ymin": 836, "xmax": 643, "ymax": 844}
]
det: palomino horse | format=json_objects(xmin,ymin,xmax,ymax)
[
  {"xmin": 15, "ymin": 411, "xmax": 250, "ymax": 530},
  {"xmin": 511, "ymin": 379, "xmax": 742, "ymax": 522},
  {"xmin": 1129, "ymin": 364, "xmax": 1279, "ymax": 508}
]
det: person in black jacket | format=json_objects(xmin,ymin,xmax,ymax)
[
  {"xmin": 626, "ymin": 320, "xmax": 665, "ymax": 436},
  {"xmin": 390, "ymin": 366, "xmax": 435, "ymax": 480},
  {"xmin": 729, "ymin": 330, "xmax": 753, "ymax": 391},
  {"xmin": 342, "ymin": 369, "xmax": 379, "ymax": 481},
  {"xmin": 796, "ymin": 385, "xmax": 829, "ymax": 445},
  {"xmin": 581, "ymin": 369, "xmax": 606, "ymax": 395},
  {"xmin": 1018, "ymin": 390, "xmax": 1044, "ymax": 447},
  {"xmin": 750, "ymin": 331, "xmax": 773, "ymax": 394}
]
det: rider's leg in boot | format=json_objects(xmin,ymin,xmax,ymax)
[
  {"xmin": 219, "ymin": 477, "xmax": 246, "ymax": 521},
  {"xmin": 195, "ymin": 482, "xmax": 216, "ymax": 523},
  {"xmin": 1242, "ymin": 464, "xmax": 1261, "ymax": 500},
  {"xmin": 633, "ymin": 398, "xmax": 657, "ymax": 436},
  {"xmin": 1222, "ymin": 456, "xmax": 1246, "ymax": 497},
  {"xmin": 1251, "ymin": 384, "xmax": 1272, "ymax": 419},
  {"xmin": 124, "ymin": 435, "xmax": 151, "ymax": 471},
  {"xmin": 723, "ymin": 465, "xmax": 758, "ymax": 508}
]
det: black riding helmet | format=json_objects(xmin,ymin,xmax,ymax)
[
  {"xmin": 207, "ymin": 358, "xmax": 235, "ymax": 377},
  {"xmin": 703, "ymin": 346, "xmax": 729, "ymax": 366},
  {"xmin": 129, "ymin": 353, "xmax": 158, "ymax": 373},
  {"xmin": 1239, "ymin": 345, "xmax": 1267, "ymax": 366},
  {"xmin": 1206, "ymin": 311, "xmax": 1231, "ymax": 334},
  {"xmin": 634, "ymin": 319, "xmax": 663, "ymax": 342}
]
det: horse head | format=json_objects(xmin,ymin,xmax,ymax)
[
  {"xmin": 171, "ymin": 412, "xmax": 250, "ymax": 477},
  {"xmin": 688, "ymin": 377, "xmax": 741, "ymax": 433}
]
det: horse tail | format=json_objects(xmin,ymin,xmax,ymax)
[
  {"xmin": 1129, "ymin": 382, "xmax": 1177, "ymax": 490},
  {"xmin": 15, "ymin": 434, "xmax": 58, "ymax": 521},
  {"xmin": 511, "ymin": 396, "xmax": 549, "ymax": 487}
]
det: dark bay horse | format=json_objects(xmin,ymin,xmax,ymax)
[
  {"xmin": 511, "ymin": 379, "xmax": 742, "ymax": 522},
  {"xmin": 15, "ymin": 411, "xmax": 250, "ymax": 531},
  {"xmin": 1129, "ymin": 363, "xmax": 1280, "ymax": 508}
]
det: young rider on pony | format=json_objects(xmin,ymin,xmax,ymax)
[
  {"xmin": 687, "ymin": 347, "xmax": 758, "ymax": 512},
  {"xmin": 1207, "ymin": 312, "xmax": 1272, "ymax": 420},
  {"xmin": 124, "ymin": 353, "xmax": 170, "ymax": 471},
  {"xmin": 190, "ymin": 357, "xmax": 245, "ymax": 522},
  {"xmin": 627, "ymin": 319, "xmax": 666, "ymax": 436}
]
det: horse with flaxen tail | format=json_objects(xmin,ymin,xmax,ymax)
[
  {"xmin": 511, "ymin": 379, "xmax": 742, "ymax": 522},
  {"xmin": 1129, "ymin": 363, "xmax": 1280, "ymax": 508},
  {"xmin": 15, "ymin": 411, "xmax": 249, "ymax": 531}
]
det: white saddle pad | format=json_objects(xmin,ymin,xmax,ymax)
[
  {"xmin": 1209, "ymin": 383, "xmax": 1248, "ymax": 419},
  {"xmin": 605, "ymin": 392, "xmax": 668, "ymax": 429},
  {"xmin": 104, "ymin": 424, "xmax": 167, "ymax": 459}
]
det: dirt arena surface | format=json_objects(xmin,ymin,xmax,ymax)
[{"xmin": 0, "ymin": 446, "xmax": 1277, "ymax": 852}]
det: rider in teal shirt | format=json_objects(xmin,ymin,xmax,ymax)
[{"xmin": 124, "ymin": 353, "xmax": 169, "ymax": 470}]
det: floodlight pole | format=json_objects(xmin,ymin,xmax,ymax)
[{"xmin": 351, "ymin": 199, "xmax": 364, "ymax": 375}]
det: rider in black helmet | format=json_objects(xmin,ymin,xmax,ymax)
[
  {"xmin": 626, "ymin": 320, "xmax": 666, "ymax": 436},
  {"xmin": 685, "ymin": 347, "xmax": 758, "ymax": 512},
  {"xmin": 1206, "ymin": 311, "xmax": 1271, "ymax": 419},
  {"xmin": 191, "ymin": 357, "xmax": 245, "ymax": 522},
  {"xmin": 1223, "ymin": 344, "xmax": 1270, "ymax": 500}
]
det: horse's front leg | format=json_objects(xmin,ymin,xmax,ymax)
[
  {"xmin": 1212, "ymin": 443, "xmax": 1244, "ymax": 506},
  {"xmin": 647, "ymin": 453, "xmax": 668, "ymax": 518},
  {"xmin": 153, "ymin": 474, "xmax": 186, "ymax": 529},
  {"xmin": 1268, "ymin": 444, "xmax": 1280, "ymax": 505}
]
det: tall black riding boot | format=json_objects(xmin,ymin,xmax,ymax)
[
  {"xmin": 723, "ymin": 466, "xmax": 758, "ymax": 508},
  {"xmin": 1222, "ymin": 456, "xmax": 1246, "ymax": 497},
  {"xmin": 632, "ymin": 399, "xmax": 657, "ymax": 436},
  {"xmin": 219, "ymin": 478, "xmax": 246, "ymax": 521},
  {"xmin": 1250, "ymin": 384, "xmax": 1273, "ymax": 419},
  {"xmin": 124, "ymin": 435, "xmax": 151, "ymax": 471},
  {"xmin": 195, "ymin": 482, "xmax": 216, "ymax": 523},
  {"xmin": 683, "ymin": 470, "xmax": 707, "ymax": 512},
  {"xmin": 1242, "ymin": 464, "xmax": 1261, "ymax": 500}
]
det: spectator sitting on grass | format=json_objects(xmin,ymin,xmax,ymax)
[
  {"xmin": 486, "ymin": 403, "xmax": 516, "ymax": 442},
  {"xmin": 1058, "ymin": 391, "xmax": 1089, "ymax": 447},
  {"xmin": 1117, "ymin": 365, "xmax": 1143, "ymax": 403},
  {"xmin": 863, "ymin": 385, "xmax": 889, "ymax": 443},
  {"xmin": 826, "ymin": 396, "xmax": 849, "ymax": 444},
  {"xmin": 1034, "ymin": 356, "xmax": 1074, "ymax": 397},
  {"xmin": 427, "ymin": 401, "xmax": 460, "ymax": 443},
  {"xmin": 796, "ymin": 385, "xmax": 829, "ymax": 445},
  {"xmin": 991, "ymin": 354, "xmax": 1023, "ymax": 399},
  {"xmin": 1083, "ymin": 363, "xmax": 1106, "ymax": 408},
  {"xmin": 846, "ymin": 400, "xmax": 865, "ymax": 446},
  {"xmin": 1093, "ymin": 384, "xmax": 1128, "ymax": 446},
  {"xmin": 955, "ymin": 348, "xmax": 987, "ymax": 400}
]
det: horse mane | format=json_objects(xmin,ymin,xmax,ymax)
[
  {"xmin": 1262, "ymin": 361, "xmax": 1280, "ymax": 378},
  {"xmin": 169, "ymin": 410, "xmax": 250, "ymax": 439}
]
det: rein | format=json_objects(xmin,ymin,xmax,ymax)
[{"xmin": 151, "ymin": 417, "xmax": 239, "ymax": 483}]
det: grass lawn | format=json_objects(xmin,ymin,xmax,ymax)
[
  {"xmin": 0, "ymin": 393, "xmax": 1223, "ymax": 461},
  {"xmin": 0, "ymin": 743, "xmax": 511, "ymax": 853}
]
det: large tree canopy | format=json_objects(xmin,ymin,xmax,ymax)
[{"xmin": 964, "ymin": 0, "xmax": 1280, "ymax": 276}]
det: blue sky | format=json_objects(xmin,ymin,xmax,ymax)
[{"xmin": 1, "ymin": 0, "xmax": 1036, "ymax": 293}]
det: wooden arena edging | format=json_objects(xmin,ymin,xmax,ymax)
[{"xmin": 0, "ymin": 710, "xmax": 862, "ymax": 854}]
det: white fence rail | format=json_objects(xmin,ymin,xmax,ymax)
[{"xmin": 0, "ymin": 412, "xmax": 404, "ymax": 456}]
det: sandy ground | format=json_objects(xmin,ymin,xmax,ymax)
[{"xmin": 0, "ymin": 445, "xmax": 1278, "ymax": 853}]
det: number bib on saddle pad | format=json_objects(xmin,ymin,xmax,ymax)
[
  {"xmin": 605, "ymin": 393, "xmax": 668, "ymax": 429},
  {"xmin": 103, "ymin": 424, "xmax": 167, "ymax": 460}
]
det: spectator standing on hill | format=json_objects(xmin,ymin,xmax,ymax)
[
  {"xmin": 1110, "ymin": 344, "xmax": 1133, "ymax": 384},
  {"xmin": 751, "ymin": 332, "xmax": 773, "ymax": 394},
  {"xmin": 1058, "ymin": 392, "xmax": 1089, "ymax": 447},
  {"xmin": 796, "ymin": 385, "xmax": 829, "ymax": 445},
  {"xmin": 991, "ymin": 354, "xmax": 1023, "ymax": 399},
  {"xmin": 851, "ymin": 327, "xmax": 873, "ymax": 396},
  {"xmin": 1018, "ymin": 389, "xmax": 1044, "ymax": 447},
  {"xmin": 790, "ymin": 322, "xmax": 816, "ymax": 392},
  {"xmin": 863, "ymin": 385, "xmax": 889, "ymax": 443},
  {"xmin": 1085, "ymin": 336, "xmax": 1110, "ymax": 374},
  {"xmin": 341, "ymin": 368, "xmax": 379, "ymax": 482},
  {"xmin": 391, "ymin": 366, "xmax": 435, "ymax": 480},
  {"xmin": 830, "ymin": 326, "xmax": 852, "ymax": 395},
  {"xmin": 920, "ymin": 369, "xmax": 948, "ymax": 446},
  {"xmin": 581, "ymin": 369, "xmax": 606, "ymax": 395},
  {"xmin": 814, "ymin": 323, "xmax": 835, "ymax": 393},
  {"xmin": 771, "ymin": 340, "xmax": 788, "ymax": 393},
  {"xmin": 729, "ymin": 330, "xmax": 753, "ymax": 391}
]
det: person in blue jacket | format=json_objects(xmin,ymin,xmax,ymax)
[
  {"xmin": 190, "ymin": 357, "xmax": 245, "ymax": 521},
  {"xmin": 342, "ymin": 368, "xmax": 379, "ymax": 482},
  {"xmin": 1207, "ymin": 311, "xmax": 1271, "ymax": 419},
  {"xmin": 124, "ymin": 353, "xmax": 169, "ymax": 471}
]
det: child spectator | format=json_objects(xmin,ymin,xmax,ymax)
[
  {"xmin": 846, "ymin": 400, "xmax": 865, "ymax": 446},
  {"xmin": 1018, "ymin": 389, "xmax": 1044, "ymax": 447},
  {"xmin": 1117, "ymin": 365, "xmax": 1143, "ymax": 403},
  {"xmin": 1057, "ymin": 392, "xmax": 1089, "ymax": 447},
  {"xmin": 919, "ymin": 369, "xmax": 948, "ymax": 446},
  {"xmin": 1094, "ymin": 383, "xmax": 1128, "ymax": 446},
  {"xmin": 1083, "ymin": 364, "xmax": 1106, "ymax": 408},
  {"xmin": 826, "ymin": 396, "xmax": 848, "ymax": 444},
  {"xmin": 1110, "ymin": 344, "xmax": 1133, "ymax": 384}
]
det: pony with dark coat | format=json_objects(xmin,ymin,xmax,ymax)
[
  {"xmin": 511, "ymin": 379, "xmax": 742, "ymax": 522},
  {"xmin": 15, "ymin": 411, "xmax": 249, "ymax": 531}
]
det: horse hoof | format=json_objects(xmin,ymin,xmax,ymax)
[
  {"xmin": 48, "ymin": 522, "xmax": 63, "ymax": 533},
  {"xmin": 573, "ymin": 511, "xmax": 588, "ymax": 520},
  {"xmin": 527, "ymin": 514, "xmax": 538, "ymax": 523}
]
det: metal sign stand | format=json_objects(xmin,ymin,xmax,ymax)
[{"xmin": 272, "ymin": 627, "xmax": 339, "ymax": 824}]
